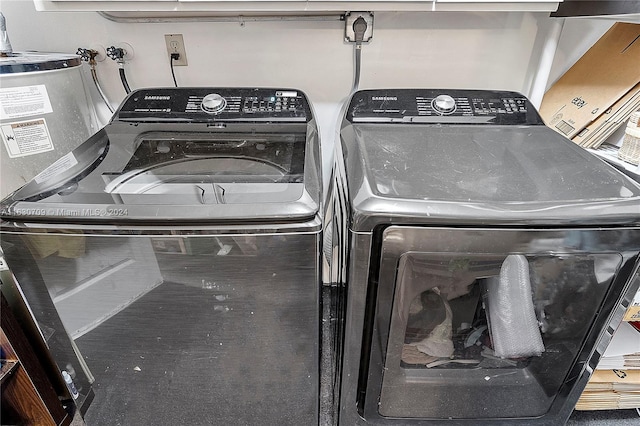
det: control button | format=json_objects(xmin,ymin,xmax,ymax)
[
  {"xmin": 201, "ymin": 93, "xmax": 227, "ymax": 114},
  {"xmin": 432, "ymin": 94, "xmax": 456, "ymax": 115}
]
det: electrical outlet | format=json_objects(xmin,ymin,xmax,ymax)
[
  {"xmin": 344, "ymin": 12, "xmax": 374, "ymax": 43},
  {"xmin": 164, "ymin": 34, "xmax": 188, "ymax": 66}
]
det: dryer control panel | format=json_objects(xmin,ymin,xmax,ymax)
[
  {"xmin": 347, "ymin": 89, "xmax": 544, "ymax": 125},
  {"xmin": 115, "ymin": 88, "xmax": 311, "ymax": 123}
]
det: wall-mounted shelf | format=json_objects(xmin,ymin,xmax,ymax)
[{"xmin": 33, "ymin": 0, "xmax": 563, "ymax": 13}]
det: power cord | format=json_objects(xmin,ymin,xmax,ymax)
[
  {"xmin": 351, "ymin": 16, "xmax": 369, "ymax": 93},
  {"xmin": 170, "ymin": 53, "xmax": 179, "ymax": 87}
]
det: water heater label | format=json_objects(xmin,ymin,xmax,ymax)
[
  {"xmin": 1, "ymin": 118, "xmax": 54, "ymax": 158},
  {"xmin": 0, "ymin": 85, "xmax": 54, "ymax": 120}
]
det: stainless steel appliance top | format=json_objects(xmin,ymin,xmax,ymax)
[
  {"xmin": 340, "ymin": 89, "xmax": 640, "ymax": 230},
  {"xmin": 0, "ymin": 52, "xmax": 82, "ymax": 74},
  {"xmin": 0, "ymin": 88, "xmax": 321, "ymax": 224}
]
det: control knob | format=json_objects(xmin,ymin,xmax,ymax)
[
  {"xmin": 201, "ymin": 93, "xmax": 227, "ymax": 114},
  {"xmin": 432, "ymin": 94, "xmax": 456, "ymax": 115}
]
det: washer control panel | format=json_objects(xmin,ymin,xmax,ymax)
[
  {"xmin": 347, "ymin": 89, "xmax": 543, "ymax": 125},
  {"xmin": 116, "ymin": 88, "xmax": 310, "ymax": 122}
]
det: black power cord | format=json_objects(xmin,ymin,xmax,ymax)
[{"xmin": 170, "ymin": 53, "xmax": 179, "ymax": 87}]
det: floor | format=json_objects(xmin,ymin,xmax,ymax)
[
  {"xmin": 568, "ymin": 409, "xmax": 640, "ymax": 425},
  {"xmin": 72, "ymin": 408, "xmax": 640, "ymax": 425}
]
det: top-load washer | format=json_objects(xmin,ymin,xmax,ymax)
[
  {"xmin": 0, "ymin": 87, "xmax": 322, "ymax": 425},
  {"xmin": 324, "ymin": 89, "xmax": 640, "ymax": 425}
]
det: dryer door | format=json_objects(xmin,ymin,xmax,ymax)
[{"xmin": 362, "ymin": 226, "xmax": 640, "ymax": 423}]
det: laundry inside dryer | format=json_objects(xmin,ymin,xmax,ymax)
[
  {"xmin": 399, "ymin": 254, "xmax": 614, "ymax": 369},
  {"xmin": 381, "ymin": 251, "xmax": 621, "ymax": 419}
]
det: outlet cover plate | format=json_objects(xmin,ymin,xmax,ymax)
[
  {"xmin": 164, "ymin": 34, "xmax": 188, "ymax": 66},
  {"xmin": 344, "ymin": 12, "xmax": 374, "ymax": 43}
]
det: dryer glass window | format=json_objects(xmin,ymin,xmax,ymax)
[
  {"xmin": 380, "ymin": 252, "xmax": 621, "ymax": 418},
  {"xmin": 373, "ymin": 228, "xmax": 632, "ymax": 420}
]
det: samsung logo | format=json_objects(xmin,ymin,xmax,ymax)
[
  {"xmin": 372, "ymin": 96, "xmax": 397, "ymax": 101},
  {"xmin": 144, "ymin": 95, "xmax": 171, "ymax": 101}
]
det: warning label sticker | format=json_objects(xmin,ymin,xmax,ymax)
[
  {"xmin": 1, "ymin": 118, "xmax": 55, "ymax": 158},
  {"xmin": 34, "ymin": 151, "xmax": 78, "ymax": 184},
  {"xmin": 0, "ymin": 85, "xmax": 54, "ymax": 120}
]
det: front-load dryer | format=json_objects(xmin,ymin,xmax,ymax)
[
  {"xmin": 324, "ymin": 89, "xmax": 640, "ymax": 425},
  {"xmin": 0, "ymin": 88, "xmax": 322, "ymax": 425}
]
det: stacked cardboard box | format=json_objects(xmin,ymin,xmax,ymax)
[
  {"xmin": 576, "ymin": 278, "xmax": 640, "ymax": 411},
  {"xmin": 576, "ymin": 322, "xmax": 640, "ymax": 410},
  {"xmin": 576, "ymin": 369, "xmax": 640, "ymax": 411},
  {"xmin": 540, "ymin": 22, "xmax": 640, "ymax": 149}
]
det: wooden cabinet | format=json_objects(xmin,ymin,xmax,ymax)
[{"xmin": 1, "ymin": 293, "xmax": 73, "ymax": 426}]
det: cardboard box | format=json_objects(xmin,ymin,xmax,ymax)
[
  {"xmin": 540, "ymin": 23, "xmax": 640, "ymax": 139},
  {"xmin": 572, "ymin": 82, "xmax": 640, "ymax": 148}
]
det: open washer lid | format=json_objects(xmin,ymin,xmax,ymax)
[
  {"xmin": 340, "ymin": 89, "xmax": 640, "ymax": 229},
  {"xmin": 0, "ymin": 88, "xmax": 321, "ymax": 224}
]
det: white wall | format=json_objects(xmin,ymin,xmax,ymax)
[
  {"xmin": 0, "ymin": 3, "xmax": 557, "ymax": 135},
  {"xmin": 2, "ymin": 4, "xmax": 554, "ymax": 99}
]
